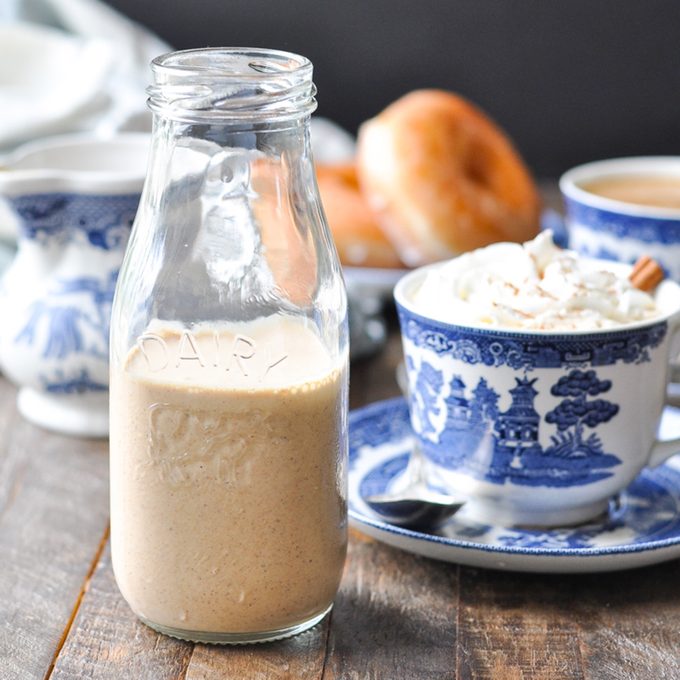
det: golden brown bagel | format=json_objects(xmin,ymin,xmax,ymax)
[
  {"xmin": 316, "ymin": 163, "xmax": 404, "ymax": 269},
  {"xmin": 251, "ymin": 158, "xmax": 318, "ymax": 305},
  {"xmin": 356, "ymin": 90, "xmax": 541, "ymax": 266}
]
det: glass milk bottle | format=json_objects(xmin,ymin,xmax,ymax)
[{"xmin": 109, "ymin": 48, "xmax": 348, "ymax": 644}]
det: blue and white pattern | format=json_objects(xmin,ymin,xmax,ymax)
[
  {"xmin": 9, "ymin": 192, "xmax": 138, "ymax": 250},
  {"xmin": 563, "ymin": 197, "xmax": 680, "ymax": 281},
  {"xmin": 41, "ymin": 368, "xmax": 108, "ymax": 394},
  {"xmin": 0, "ymin": 190, "xmax": 138, "ymax": 427},
  {"xmin": 15, "ymin": 271, "xmax": 118, "ymax": 362},
  {"xmin": 11, "ymin": 269, "xmax": 119, "ymax": 394},
  {"xmin": 400, "ymin": 310, "xmax": 667, "ymax": 370},
  {"xmin": 539, "ymin": 208, "xmax": 570, "ymax": 248},
  {"xmin": 348, "ymin": 398, "xmax": 680, "ymax": 571},
  {"xmin": 564, "ymin": 198, "xmax": 680, "ymax": 244},
  {"xmin": 398, "ymin": 310, "xmax": 668, "ymax": 488},
  {"xmin": 414, "ymin": 365, "xmax": 621, "ymax": 487}
]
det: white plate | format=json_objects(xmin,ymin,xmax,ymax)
[
  {"xmin": 349, "ymin": 397, "xmax": 680, "ymax": 573},
  {"xmin": 343, "ymin": 266, "xmax": 409, "ymax": 300},
  {"xmin": 342, "ymin": 210, "xmax": 566, "ymax": 301}
]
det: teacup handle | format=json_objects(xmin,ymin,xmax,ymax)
[
  {"xmin": 649, "ymin": 436, "xmax": 680, "ymax": 467},
  {"xmin": 650, "ymin": 320, "xmax": 680, "ymax": 467}
]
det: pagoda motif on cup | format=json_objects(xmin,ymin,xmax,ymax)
[
  {"xmin": 444, "ymin": 375, "xmax": 469, "ymax": 429},
  {"xmin": 412, "ymin": 360, "xmax": 622, "ymax": 487},
  {"xmin": 495, "ymin": 377, "xmax": 540, "ymax": 462}
]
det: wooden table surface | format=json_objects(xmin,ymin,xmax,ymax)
[
  {"xmin": 2, "ymin": 317, "xmax": 680, "ymax": 680},
  {"xmin": 3, "ymin": 181, "xmax": 680, "ymax": 680}
]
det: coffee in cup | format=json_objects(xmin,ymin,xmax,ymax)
[
  {"xmin": 560, "ymin": 157, "xmax": 680, "ymax": 281},
  {"xmin": 581, "ymin": 175, "xmax": 680, "ymax": 210}
]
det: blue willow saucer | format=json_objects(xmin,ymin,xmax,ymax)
[{"xmin": 348, "ymin": 398, "xmax": 680, "ymax": 573}]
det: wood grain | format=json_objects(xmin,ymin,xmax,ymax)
[
  {"xmin": 7, "ymin": 235, "xmax": 680, "ymax": 680},
  {"xmin": 53, "ymin": 542, "xmax": 333, "ymax": 679},
  {"xmin": 323, "ymin": 529, "xmax": 458, "ymax": 679},
  {"xmin": 454, "ymin": 561, "xmax": 680, "ymax": 680},
  {"xmin": 0, "ymin": 381, "xmax": 110, "ymax": 680},
  {"xmin": 574, "ymin": 561, "xmax": 680, "ymax": 680},
  {"xmin": 50, "ymin": 543, "xmax": 193, "ymax": 680},
  {"xmin": 55, "ymin": 533, "xmax": 387, "ymax": 679},
  {"xmin": 456, "ymin": 568, "xmax": 585, "ymax": 680},
  {"xmin": 184, "ymin": 623, "xmax": 329, "ymax": 680}
]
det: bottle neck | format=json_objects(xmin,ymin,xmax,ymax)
[
  {"xmin": 145, "ymin": 48, "xmax": 318, "ymax": 192},
  {"xmin": 150, "ymin": 112, "xmax": 313, "ymax": 154},
  {"xmin": 147, "ymin": 48, "xmax": 317, "ymax": 126}
]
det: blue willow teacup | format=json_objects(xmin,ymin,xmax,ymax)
[
  {"xmin": 560, "ymin": 157, "xmax": 680, "ymax": 281},
  {"xmin": 394, "ymin": 261, "xmax": 680, "ymax": 527}
]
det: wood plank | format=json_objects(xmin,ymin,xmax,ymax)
[
  {"xmin": 53, "ymin": 527, "xmax": 460, "ymax": 679},
  {"xmin": 323, "ymin": 528, "xmax": 458, "ymax": 679},
  {"xmin": 455, "ymin": 561, "xmax": 680, "ymax": 680},
  {"xmin": 184, "ymin": 623, "xmax": 328, "ymax": 679},
  {"xmin": 456, "ymin": 568, "xmax": 585, "ymax": 680},
  {"xmin": 0, "ymin": 378, "xmax": 110, "ymax": 680},
  {"xmin": 53, "ymin": 543, "xmax": 328, "ymax": 679},
  {"xmin": 573, "ymin": 561, "xmax": 680, "ymax": 680},
  {"xmin": 51, "ymin": 543, "xmax": 193, "ymax": 680},
  {"xmin": 350, "ymin": 334, "xmax": 463, "ymax": 678}
]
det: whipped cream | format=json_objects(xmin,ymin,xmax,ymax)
[{"xmin": 409, "ymin": 231, "xmax": 660, "ymax": 330}]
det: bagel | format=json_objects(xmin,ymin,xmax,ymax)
[
  {"xmin": 356, "ymin": 90, "xmax": 541, "ymax": 267},
  {"xmin": 252, "ymin": 158, "xmax": 318, "ymax": 305},
  {"xmin": 316, "ymin": 163, "xmax": 404, "ymax": 269}
]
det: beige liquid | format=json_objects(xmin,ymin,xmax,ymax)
[
  {"xmin": 582, "ymin": 175, "xmax": 680, "ymax": 209},
  {"xmin": 110, "ymin": 317, "xmax": 347, "ymax": 637}
]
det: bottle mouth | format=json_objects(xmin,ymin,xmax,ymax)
[{"xmin": 147, "ymin": 47, "xmax": 317, "ymax": 123}]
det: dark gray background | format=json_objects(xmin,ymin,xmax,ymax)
[{"xmin": 107, "ymin": 0, "xmax": 680, "ymax": 178}]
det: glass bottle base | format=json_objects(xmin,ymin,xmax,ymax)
[{"xmin": 138, "ymin": 604, "xmax": 333, "ymax": 645}]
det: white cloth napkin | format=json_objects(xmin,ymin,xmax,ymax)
[
  {"xmin": 0, "ymin": 0, "xmax": 170, "ymax": 150},
  {"xmin": 0, "ymin": 2, "xmax": 355, "ymax": 249}
]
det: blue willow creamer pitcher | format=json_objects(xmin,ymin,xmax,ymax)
[{"xmin": 0, "ymin": 133, "xmax": 149, "ymax": 436}]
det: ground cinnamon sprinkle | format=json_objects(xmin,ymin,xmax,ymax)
[{"xmin": 629, "ymin": 255, "xmax": 665, "ymax": 292}]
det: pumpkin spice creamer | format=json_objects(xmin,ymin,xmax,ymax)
[
  {"xmin": 110, "ymin": 319, "xmax": 347, "ymax": 640},
  {"xmin": 109, "ymin": 48, "xmax": 349, "ymax": 644}
]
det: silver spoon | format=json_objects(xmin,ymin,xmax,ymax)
[{"xmin": 361, "ymin": 363, "xmax": 467, "ymax": 530}]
